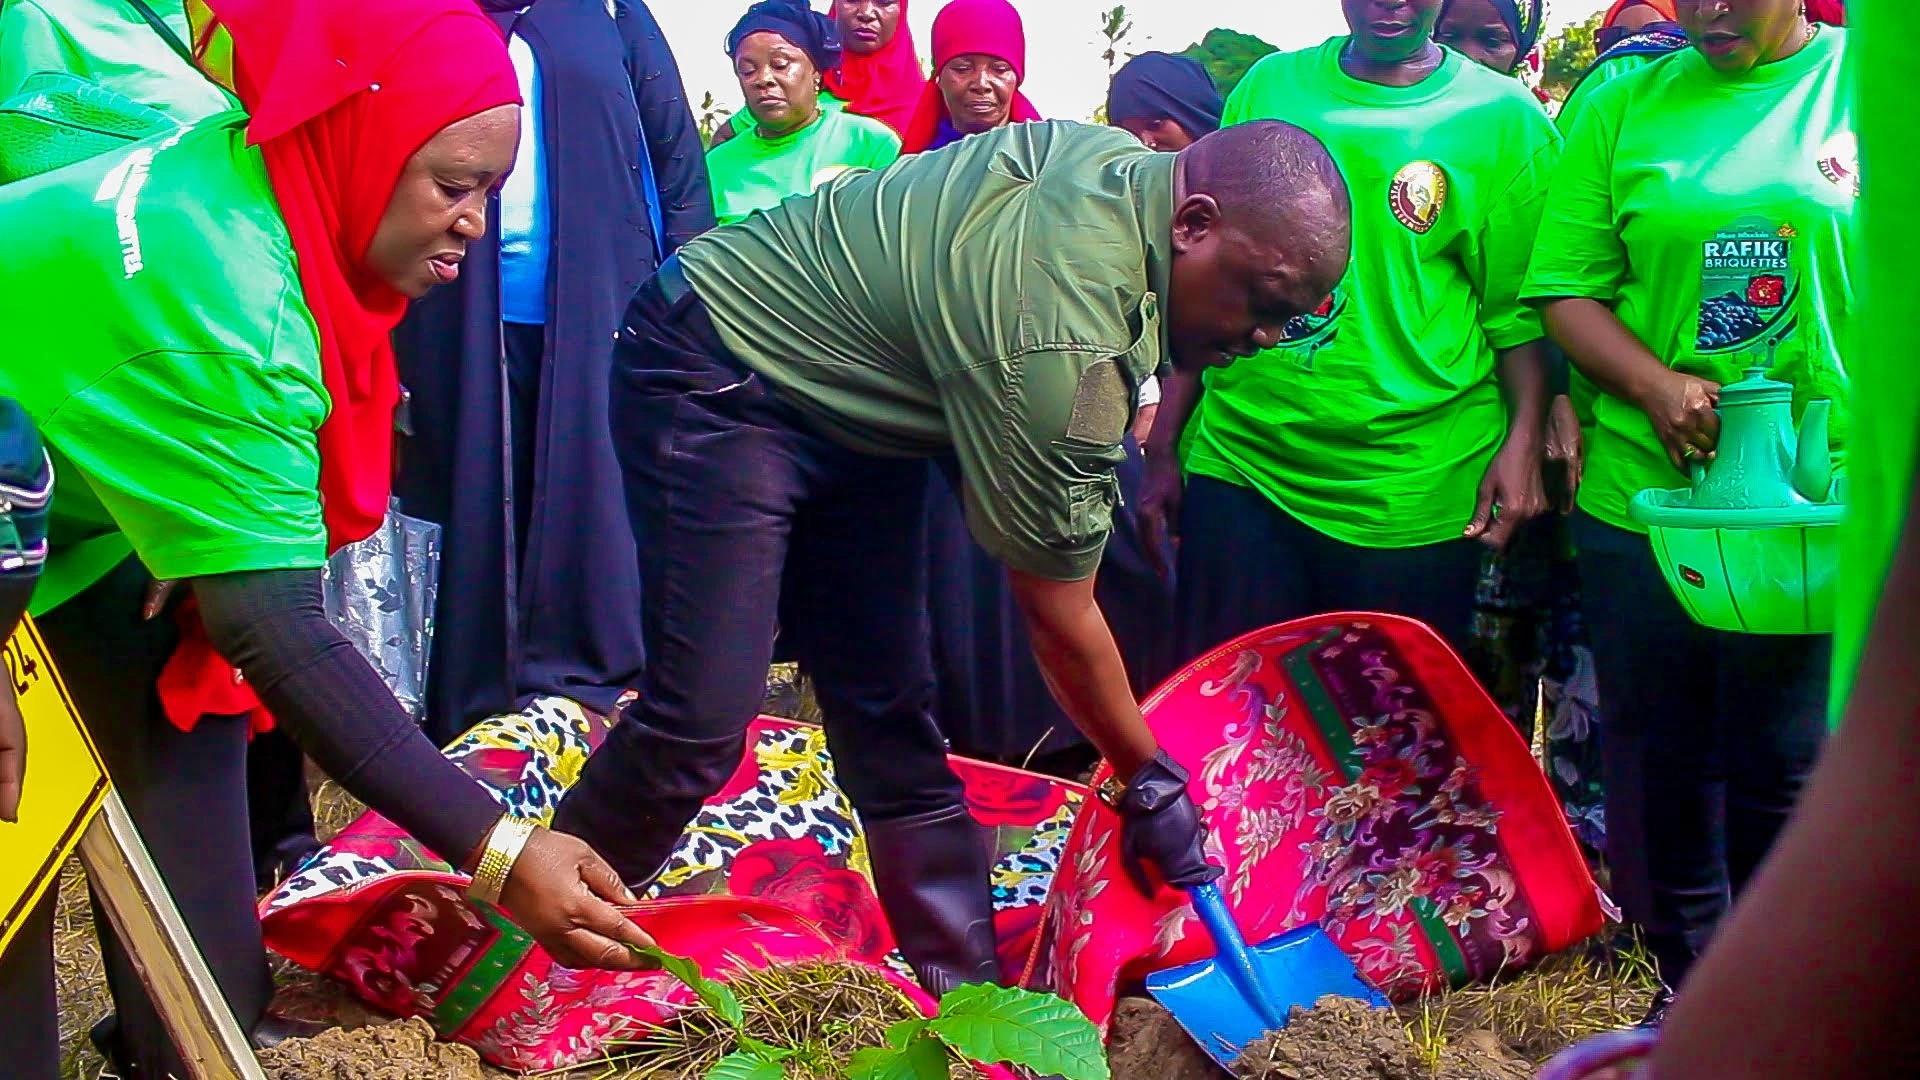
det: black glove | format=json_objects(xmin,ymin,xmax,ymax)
[{"xmin": 1113, "ymin": 751, "xmax": 1221, "ymax": 896}]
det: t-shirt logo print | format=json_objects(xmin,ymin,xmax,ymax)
[
  {"xmin": 1278, "ymin": 287, "xmax": 1347, "ymax": 368},
  {"xmin": 1698, "ymin": 217, "xmax": 1801, "ymax": 355},
  {"xmin": 1815, "ymin": 132, "xmax": 1860, "ymax": 197},
  {"xmin": 1389, "ymin": 161, "xmax": 1448, "ymax": 235}
]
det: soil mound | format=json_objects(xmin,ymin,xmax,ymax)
[
  {"xmin": 1108, "ymin": 996, "xmax": 1227, "ymax": 1079},
  {"xmin": 1233, "ymin": 997, "xmax": 1533, "ymax": 1080},
  {"xmin": 257, "ymin": 1017, "xmax": 491, "ymax": 1080}
]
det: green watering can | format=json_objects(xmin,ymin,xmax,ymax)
[{"xmin": 1628, "ymin": 363, "xmax": 1842, "ymax": 634}]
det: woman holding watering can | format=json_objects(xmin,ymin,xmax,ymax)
[{"xmin": 1523, "ymin": 0, "xmax": 1851, "ymax": 1020}]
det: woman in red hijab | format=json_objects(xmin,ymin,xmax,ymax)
[
  {"xmin": 0, "ymin": 2, "xmax": 652, "ymax": 1076},
  {"xmin": 900, "ymin": 0, "xmax": 1042, "ymax": 153},
  {"xmin": 826, "ymin": 0, "xmax": 924, "ymax": 137}
]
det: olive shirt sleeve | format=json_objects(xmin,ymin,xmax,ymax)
[
  {"xmin": 1522, "ymin": 89, "xmax": 1629, "ymax": 303},
  {"xmin": 1465, "ymin": 133, "xmax": 1561, "ymax": 349},
  {"xmin": 939, "ymin": 348, "xmax": 1133, "ymax": 582}
]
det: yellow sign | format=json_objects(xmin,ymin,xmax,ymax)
[{"xmin": 0, "ymin": 617, "xmax": 108, "ymax": 957}]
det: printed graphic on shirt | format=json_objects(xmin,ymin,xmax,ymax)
[
  {"xmin": 1816, "ymin": 131, "xmax": 1860, "ymax": 197},
  {"xmin": 1389, "ymin": 161, "xmax": 1448, "ymax": 235},
  {"xmin": 1697, "ymin": 216, "xmax": 1800, "ymax": 356},
  {"xmin": 1277, "ymin": 285, "xmax": 1347, "ymax": 368}
]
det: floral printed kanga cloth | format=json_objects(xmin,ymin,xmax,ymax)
[
  {"xmin": 1036, "ymin": 614, "xmax": 1606, "ymax": 1031},
  {"xmin": 260, "ymin": 699, "xmax": 1070, "ymax": 1073}
]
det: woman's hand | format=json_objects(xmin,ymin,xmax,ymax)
[
  {"xmin": 498, "ymin": 827, "xmax": 662, "ymax": 971},
  {"xmin": 1545, "ymin": 394, "xmax": 1585, "ymax": 512},
  {"xmin": 0, "ymin": 682, "xmax": 23, "ymax": 823},
  {"xmin": 1637, "ymin": 370, "xmax": 1722, "ymax": 474},
  {"xmin": 1135, "ymin": 446, "xmax": 1184, "ymax": 579},
  {"xmin": 1466, "ymin": 432, "xmax": 1547, "ymax": 550}
]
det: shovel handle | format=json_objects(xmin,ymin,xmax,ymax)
[{"xmin": 1186, "ymin": 882, "xmax": 1287, "ymax": 1031}]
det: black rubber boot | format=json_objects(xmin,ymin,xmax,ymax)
[{"xmin": 864, "ymin": 804, "xmax": 1002, "ymax": 997}]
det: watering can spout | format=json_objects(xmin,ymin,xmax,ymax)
[{"xmin": 1792, "ymin": 399, "xmax": 1834, "ymax": 503}]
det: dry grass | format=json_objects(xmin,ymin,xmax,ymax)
[
  {"xmin": 54, "ymin": 860, "xmax": 109, "ymax": 1080},
  {"xmin": 1399, "ymin": 935, "xmax": 1660, "ymax": 1069},
  {"xmin": 540, "ymin": 961, "xmax": 982, "ymax": 1080}
]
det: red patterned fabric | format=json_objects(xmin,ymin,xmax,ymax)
[
  {"xmin": 1035, "ymin": 615, "xmax": 1604, "ymax": 1030},
  {"xmin": 261, "ymin": 705, "xmax": 1069, "ymax": 1073}
]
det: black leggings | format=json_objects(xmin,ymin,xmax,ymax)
[{"xmin": 1574, "ymin": 514, "xmax": 1827, "ymax": 986}]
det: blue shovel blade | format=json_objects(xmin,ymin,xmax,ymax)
[{"xmin": 1144, "ymin": 923, "xmax": 1390, "ymax": 1066}]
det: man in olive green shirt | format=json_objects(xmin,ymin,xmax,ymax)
[{"xmin": 554, "ymin": 119, "xmax": 1350, "ymax": 994}]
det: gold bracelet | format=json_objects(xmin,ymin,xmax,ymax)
[{"xmin": 467, "ymin": 817, "xmax": 537, "ymax": 907}]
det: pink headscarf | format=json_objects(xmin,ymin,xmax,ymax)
[
  {"xmin": 822, "ymin": 0, "xmax": 925, "ymax": 138},
  {"xmin": 900, "ymin": 0, "xmax": 1041, "ymax": 154}
]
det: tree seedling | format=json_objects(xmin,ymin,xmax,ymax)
[{"xmin": 632, "ymin": 945, "xmax": 1110, "ymax": 1080}]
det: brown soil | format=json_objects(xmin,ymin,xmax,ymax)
[
  {"xmin": 257, "ymin": 1018, "xmax": 493, "ymax": 1080},
  {"xmin": 1108, "ymin": 996, "xmax": 1229, "ymax": 1080},
  {"xmin": 1233, "ymin": 997, "xmax": 1533, "ymax": 1080}
]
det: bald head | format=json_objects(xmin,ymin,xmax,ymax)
[{"xmin": 1165, "ymin": 120, "xmax": 1353, "ymax": 370}]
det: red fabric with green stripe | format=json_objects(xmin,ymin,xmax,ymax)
[{"xmin": 1036, "ymin": 614, "xmax": 1603, "ymax": 1029}]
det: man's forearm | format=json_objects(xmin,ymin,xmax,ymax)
[
  {"xmin": 1007, "ymin": 569, "xmax": 1158, "ymax": 781},
  {"xmin": 1496, "ymin": 339, "xmax": 1549, "ymax": 442}
]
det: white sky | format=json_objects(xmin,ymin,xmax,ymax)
[{"xmin": 654, "ymin": 1, "xmax": 1617, "ymax": 122}]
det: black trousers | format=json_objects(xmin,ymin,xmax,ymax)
[
  {"xmin": 0, "ymin": 890, "xmax": 58, "ymax": 1080},
  {"xmin": 1175, "ymin": 473, "xmax": 1484, "ymax": 660},
  {"xmin": 1573, "ymin": 513, "xmax": 1827, "ymax": 986},
  {"xmin": 553, "ymin": 267, "xmax": 965, "ymax": 885},
  {"xmin": 8, "ymin": 558, "xmax": 271, "ymax": 1079}
]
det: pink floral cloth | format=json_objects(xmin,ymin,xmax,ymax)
[
  {"xmin": 260, "ymin": 703, "xmax": 1075, "ymax": 1072},
  {"xmin": 1035, "ymin": 615, "xmax": 1606, "ymax": 1031}
]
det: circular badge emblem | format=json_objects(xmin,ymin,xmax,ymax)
[
  {"xmin": 1389, "ymin": 161, "xmax": 1448, "ymax": 235},
  {"xmin": 1816, "ymin": 132, "xmax": 1859, "ymax": 196},
  {"xmin": 811, "ymin": 165, "xmax": 853, "ymax": 191}
]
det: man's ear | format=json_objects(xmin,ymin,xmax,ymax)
[{"xmin": 1170, "ymin": 192, "xmax": 1222, "ymax": 254}]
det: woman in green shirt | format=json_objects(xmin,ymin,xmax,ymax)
[
  {"xmin": 0, "ymin": 4, "xmax": 653, "ymax": 1076},
  {"xmin": 1145, "ymin": 0, "xmax": 1556, "ymax": 667},
  {"xmin": 707, "ymin": 0, "xmax": 899, "ymax": 227},
  {"xmin": 1523, "ymin": 0, "xmax": 1849, "ymax": 1014}
]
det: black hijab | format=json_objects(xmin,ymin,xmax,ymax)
[
  {"xmin": 1105, "ymin": 52, "xmax": 1222, "ymax": 140},
  {"xmin": 726, "ymin": 0, "xmax": 843, "ymax": 74}
]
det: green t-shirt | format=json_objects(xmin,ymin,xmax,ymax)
[
  {"xmin": 1832, "ymin": 14, "xmax": 1917, "ymax": 720},
  {"xmin": 706, "ymin": 106, "xmax": 899, "ymax": 226},
  {"xmin": 1522, "ymin": 29, "xmax": 1856, "ymax": 533},
  {"xmin": 0, "ymin": 0, "xmax": 229, "ymax": 123},
  {"xmin": 0, "ymin": 114, "xmax": 329, "ymax": 614},
  {"xmin": 1557, "ymin": 50, "xmax": 1670, "ymax": 429},
  {"xmin": 679, "ymin": 121, "xmax": 1171, "ymax": 581},
  {"xmin": 1183, "ymin": 39, "xmax": 1561, "ymax": 547},
  {"xmin": 1557, "ymin": 51, "xmax": 1661, "ymax": 136}
]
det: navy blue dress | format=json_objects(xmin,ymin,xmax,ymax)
[{"xmin": 394, "ymin": 0, "xmax": 715, "ymax": 743}]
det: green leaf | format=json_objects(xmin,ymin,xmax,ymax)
[
  {"xmin": 633, "ymin": 945, "xmax": 746, "ymax": 1031},
  {"xmin": 926, "ymin": 984, "xmax": 1110, "ymax": 1080},
  {"xmin": 705, "ymin": 1049, "xmax": 786, "ymax": 1080},
  {"xmin": 848, "ymin": 1033, "xmax": 950, "ymax": 1080},
  {"xmin": 738, "ymin": 1037, "xmax": 796, "ymax": 1062},
  {"xmin": 884, "ymin": 1018, "xmax": 929, "ymax": 1049}
]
